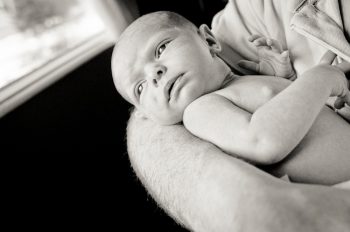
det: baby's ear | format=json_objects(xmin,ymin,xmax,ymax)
[{"xmin": 198, "ymin": 24, "xmax": 221, "ymax": 55}]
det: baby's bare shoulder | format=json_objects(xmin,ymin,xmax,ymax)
[
  {"xmin": 214, "ymin": 75, "xmax": 288, "ymax": 111},
  {"xmin": 187, "ymin": 92, "xmax": 227, "ymax": 110},
  {"xmin": 183, "ymin": 92, "xmax": 227, "ymax": 128}
]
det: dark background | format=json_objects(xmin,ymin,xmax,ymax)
[{"xmin": 1, "ymin": 0, "xmax": 227, "ymax": 230}]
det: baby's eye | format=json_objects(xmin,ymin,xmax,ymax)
[
  {"xmin": 156, "ymin": 41, "xmax": 170, "ymax": 58},
  {"xmin": 137, "ymin": 84, "xmax": 143, "ymax": 95}
]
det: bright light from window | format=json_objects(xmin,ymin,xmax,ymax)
[{"xmin": 0, "ymin": 0, "xmax": 106, "ymax": 89}]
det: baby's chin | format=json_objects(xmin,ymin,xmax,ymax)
[
  {"xmin": 150, "ymin": 111, "xmax": 183, "ymax": 126},
  {"xmin": 155, "ymin": 115, "xmax": 183, "ymax": 126}
]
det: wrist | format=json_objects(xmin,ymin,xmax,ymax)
[{"xmin": 303, "ymin": 65, "xmax": 345, "ymax": 95}]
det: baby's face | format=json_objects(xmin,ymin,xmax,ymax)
[{"xmin": 113, "ymin": 24, "xmax": 223, "ymax": 125}]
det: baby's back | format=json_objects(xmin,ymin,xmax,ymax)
[{"xmin": 214, "ymin": 75, "xmax": 350, "ymax": 185}]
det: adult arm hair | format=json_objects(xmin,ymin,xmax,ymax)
[{"xmin": 126, "ymin": 110, "xmax": 350, "ymax": 232}]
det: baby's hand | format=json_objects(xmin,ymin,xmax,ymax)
[
  {"xmin": 327, "ymin": 96, "xmax": 350, "ymax": 122},
  {"xmin": 320, "ymin": 51, "xmax": 350, "ymax": 116},
  {"xmin": 238, "ymin": 35, "xmax": 296, "ymax": 80},
  {"xmin": 333, "ymin": 74, "xmax": 350, "ymax": 122},
  {"xmin": 337, "ymin": 63, "xmax": 350, "ymax": 122},
  {"xmin": 336, "ymin": 105, "xmax": 350, "ymax": 122}
]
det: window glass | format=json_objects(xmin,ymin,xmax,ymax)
[{"xmin": 0, "ymin": 0, "xmax": 105, "ymax": 89}]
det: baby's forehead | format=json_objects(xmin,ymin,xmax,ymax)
[
  {"xmin": 123, "ymin": 22, "xmax": 175, "ymax": 45},
  {"xmin": 113, "ymin": 19, "xmax": 186, "ymax": 71},
  {"xmin": 120, "ymin": 11, "xmax": 194, "ymax": 44},
  {"xmin": 113, "ymin": 26, "xmax": 168, "ymax": 74},
  {"xmin": 115, "ymin": 11, "xmax": 195, "ymax": 54}
]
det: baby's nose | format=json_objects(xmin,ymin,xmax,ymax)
[{"xmin": 147, "ymin": 64, "xmax": 167, "ymax": 86}]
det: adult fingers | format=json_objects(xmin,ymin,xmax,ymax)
[
  {"xmin": 319, "ymin": 50, "xmax": 337, "ymax": 65},
  {"xmin": 336, "ymin": 60, "xmax": 350, "ymax": 73}
]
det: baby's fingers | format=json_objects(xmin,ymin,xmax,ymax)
[
  {"xmin": 248, "ymin": 35, "xmax": 271, "ymax": 48},
  {"xmin": 334, "ymin": 93, "xmax": 350, "ymax": 109},
  {"xmin": 237, "ymin": 60, "xmax": 259, "ymax": 73},
  {"xmin": 248, "ymin": 34, "xmax": 262, "ymax": 42},
  {"xmin": 265, "ymin": 38, "xmax": 283, "ymax": 53},
  {"xmin": 337, "ymin": 105, "xmax": 350, "ymax": 122},
  {"xmin": 251, "ymin": 37, "xmax": 269, "ymax": 47},
  {"xmin": 334, "ymin": 97, "xmax": 345, "ymax": 109},
  {"xmin": 248, "ymin": 35, "xmax": 282, "ymax": 53}
]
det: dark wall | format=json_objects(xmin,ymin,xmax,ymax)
[
  {"xmin": 137, "ymin": 0, "xmax": 227, "ymax": 26},
  {"xmin": 2, "ymin": 0, "xmax": 227, "ymax": 230},
  {"xmin": 0, "ymin": 47, "xmax": 128, "ymax": 153},
  {"xmin": 2, "ymin": 46, "xmax": 184, "ymax": 230}
]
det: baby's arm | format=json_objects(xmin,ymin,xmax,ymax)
[
  {"xmin": 184, "ymin": 55, "xmax": 350, "ymax": 165},
  {"xmin": 238, "ymin": 35, "xmax": 296, "ymax": 80},
  {"xmin": 242, "ymin": 36, "xmax": 350, "ymax": 122}
]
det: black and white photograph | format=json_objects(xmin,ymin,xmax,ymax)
[{"xmin": 1, "ymin": 0, "xmax": 349, "ymax": 231}]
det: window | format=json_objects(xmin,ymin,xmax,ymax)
[{"xmin": 0, "ymin": 0, "xmax": 132, "ymax": 117}]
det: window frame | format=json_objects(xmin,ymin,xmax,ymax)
[{"xmin": 0, "ymin": 0, "xmax": 135, "ymax": 118}]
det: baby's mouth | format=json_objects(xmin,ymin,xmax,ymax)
[
  {"xmin": 168, "ymin": 81, "xmax": 175, "ymax": 97},
  {"xmin": 168, "ymin": 73, "xmax": 184, "ymax": 101}
]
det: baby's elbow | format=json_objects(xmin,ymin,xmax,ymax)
[
  {"xmin": 252, "ymin": 138, "xmax": 289, "ymax": 165},
  {"xmin": 260, "ymin": 86, "xmax": 276, "ymax": 102}
]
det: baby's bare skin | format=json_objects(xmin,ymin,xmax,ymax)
[{"xmin": 213, "ymin": 74, "xmax": 350, "ymax": 185}]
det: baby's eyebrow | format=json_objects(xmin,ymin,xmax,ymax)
[{"xmin": 143, "ymin": 29, "xmax": 173, "ymax": 52}]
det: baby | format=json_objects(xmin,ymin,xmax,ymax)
[{"xmin": 111, "ymin": 11, "xmax": 350, "ymax": 186}]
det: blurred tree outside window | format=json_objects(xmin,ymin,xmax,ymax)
[{"xmin": 0, "ymin": 0, "xmax": 106, "ymax": 89}]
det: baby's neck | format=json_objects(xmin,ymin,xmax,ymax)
[
  {"xmin": 221, "ymin": 71, "xmax": 236, "ymax": 88},
  {"xmin": 217, "ymin": 57, "xmax": 237, "ymax": 88}
]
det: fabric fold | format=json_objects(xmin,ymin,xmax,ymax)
[{"xmin": 291, "ymin": 2, "xmax": 350, "ymax": 62}]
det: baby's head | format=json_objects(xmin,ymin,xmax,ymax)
[{"xmin": 112, "ymin": 11, "xmax": 229, "ymax": 125}]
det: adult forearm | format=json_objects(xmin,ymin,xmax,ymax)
[
  {"xmin": 126, "ymin": 111, "xmax": 350, "ymax": 232},
  {"xmin": 127, "ymin": 112, "xmax": 212, "ymax": 229},
  {"xmin": 126, "ymin": 111, "xmax": 278, "ymax": 231}
]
